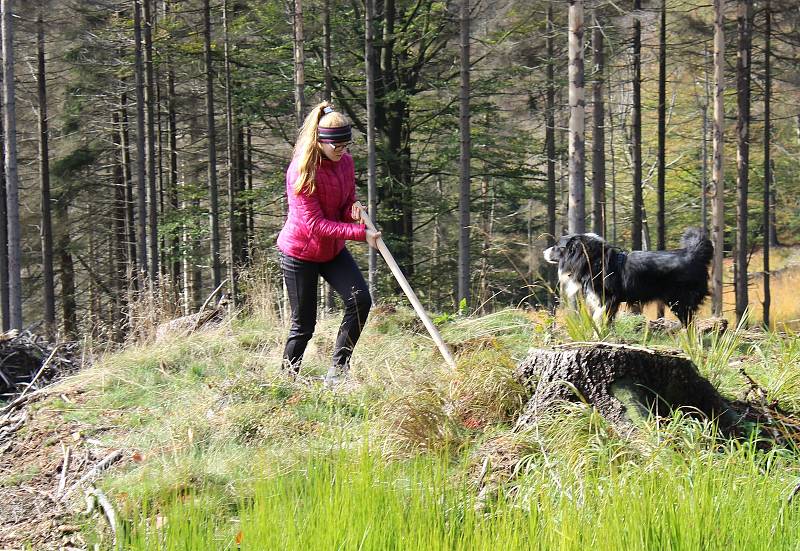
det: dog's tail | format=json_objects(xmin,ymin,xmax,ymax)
[{"xmin": 681, "ymin": 227, "xmax": 714, "ymax": 266}]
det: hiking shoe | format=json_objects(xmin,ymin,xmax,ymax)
[{"xmin": 323, "ymin": 363, "xmax": 350, "ymax": 389}]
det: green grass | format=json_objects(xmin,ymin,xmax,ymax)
[
  {"xmin": 118, "ymin": 435, "xmax": 800, "ymax": 551},
  {"xmin": 31, "ymin": 292, "xmax": 800, "ymax": 550}
]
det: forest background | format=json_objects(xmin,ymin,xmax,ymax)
[{"xmin": 1, "ymin": 0, "xmax": 799, "ymax": 340}]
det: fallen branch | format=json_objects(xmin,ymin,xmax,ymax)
[
  {"xmin": 56, "ymin": 444, "xmax": 72, "ymax": 498},
  {"xmin": 87, "ymin": 486, "xmax": 117, "ymax": 544},
  {"xmin": 60, "ymin": 449, "xmax": 123, "ymax": 502}
]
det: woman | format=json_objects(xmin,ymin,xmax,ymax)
[{"xmin": 277, "ymin": 102, "xmax": 381, "ymax": 386}]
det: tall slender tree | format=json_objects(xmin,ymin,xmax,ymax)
[
  {"xmin": 656, "ymin": 0, "xmax": 667, "ymax": 318},
  {"xmin": 143, "ymin": 0, "xmax": 158, "ymax": 281},
  {"xmin": 734, "ymin": 0, "xmax": 752, "ymax": 323},
  {"xmin": 223, "ymin": 0, "xmax": 239, "ymax": 304},
  {"xmin": 631, "ymin": 0, "xmax": 643, "ymax": 250},
  {"xmin": 204, "ymin": 0, "xmax": 221, "ymax": 289},
  {"xmin": 545, "ymin": 3, "xmax": 557, "ymax": 297},
  {"xmin": 1, "ymin": 0, "xmax": 22, "ymax": 329},
  {"xmin": 365, "ymin": 0, "xmax": 377, "ymax": 296},
  {"xmin": 0, "ymin": 38, "xmax": 8, "ymax": 331},
  {"xmin": 37, "ymin": 4, "xmax": 55, "ymax": 337},
  {"xmin": 591, "ymin": 14, "xmax": 605, "ymax": 236},
  {"xmin": 763, "ymin": 0, "xmax": 771, "ymax": 328},
  {"xmin": 293, "ymin": 0, "xmax": 306, "ymax": 127},
  {"xmin": 711, "ymin": 0, "xmax": 725, "ymax": 317},
  {"xmin": 133, "ymin": 0, "xmax": 149, "ymax": 281},
  {"xmin": 567, "ymin": 0, "xmax": 585, "ymax": 234},
  {"xmin": 458, "ymin": 0, "xmax": 471, "ymax": 306},
  {"xmin": 323, "ymin": 0, "xmax": 332, "ymax": 102},
  {"xmin": 164, "ymin": 0, "xmax": 180, "ymax": 291}
]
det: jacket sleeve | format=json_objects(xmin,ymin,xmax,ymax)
[{"xmin": 294, "ymin": 188, "xmax": 366, "ymax": 242}]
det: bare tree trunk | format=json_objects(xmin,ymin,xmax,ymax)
[
  {"xmin": 607, "ymin": 69, "xmax": 617, "ymax": 244},
  {"xmin": 143, "ymin": 0, "xmax": 159, "ymax": 282},
  {"xmin": 1, "ymin": 0, "xmax": 21, "ymax": 329},
  {"xmin": 458, "ymin": 0, "xmax": 471, "ymax": 307},
  {"xmin": 711, "ymin": 0, "xmax": 725, "ymax": 317},
  {"xmin": 591, "ymin": 14, "xmax": 605, "ymax": 237},
  {"xmin": 567, "ymin": 0, "xmax": 585, "ymax": 234},
  {"xmin": 204, "ymin": 0, "xmax": 221, "ymax": 289},
  {"xmin": 133, "ymin": 0, "xmax": 149, "ymax": 283},
  {"xmin": 293, "ymin": 0, "xmax": 305, "ymax": 126},
  {"xmin": 222, "ymin": 0, "xmax": 239, "ymax": 305},
  {"xmin": 37, "ymin": 6, "xmax": 55, "ymax": 337},
  {"xmin": 734, "ymin": 0, "xmax": 752, "ymax": 324},
  {"xmin": 701, "ymin": 45, "xmax": 710, "ymax": 234},
  {"xmin": 631, "ymin": 0, "xmax": 643, "ymax": 250},
  {"xmin": 656, "ymin": 0, "xmax": 667, "ymax": 318},
  {"xmin": 0, "ymin": 53, "xmax": 8, "ymax": 331},
  {"xmin": 120, "ymin": 92, "xmax": 137, "ymax": 280},
  {"xmin": 322, "ymin": 0, "xmax": 332, "ymax": 102},
  {"xmin": 365, "ymin": 0, "xmax": 378, "ymax": 297},
  {"xmin": 545, "ymin": 3, "xmax": 557, "ymax": 300},
  {"xmin": 112, "ymin": 111, "xmax": 127, "ymax": 340},
  {"xmin": 56, "ymin": 200, "xmax": 76, "ymax": 338},
  {"xmin": 164, "ymin": 0, "xmax": 180, "ymax": 291},
  {"xmin": 246, "ymin": 124, "xmax": 254, "ymax": 252},
  {"xmin": 762, "ymin": 0, "xmax": 771, "ymax": 328}
]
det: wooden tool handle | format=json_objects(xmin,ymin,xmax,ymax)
[{"xmin": 354, "ymin": 202, "xmax": 456, "ymax": 369}]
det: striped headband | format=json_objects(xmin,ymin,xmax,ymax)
[{"xmin": 318, "ymin": 125, "xmax": 352, "ymax": 143}]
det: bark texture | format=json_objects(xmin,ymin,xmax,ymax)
[{"xmin": 514, "ymin": 344, "xmax": 739, "ymax": 435}]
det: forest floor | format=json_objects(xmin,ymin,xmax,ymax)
[{"xmin": 2, "ymin": 257, "xmax": 800, "ymax": 549}]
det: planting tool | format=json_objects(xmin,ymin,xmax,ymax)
[{"xmin": 354, "ymin": 202, "xmax": 456, "ymax": 369}]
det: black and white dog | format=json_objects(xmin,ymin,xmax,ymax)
[{"xmin": 543, "ymin": 228, "xmax": 713, "ymax": 326}]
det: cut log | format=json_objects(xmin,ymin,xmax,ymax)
[{"xmin": 514, "ymin": 343, "xmax": 740, "ymax": 436}]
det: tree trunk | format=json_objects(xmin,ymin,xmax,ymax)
[
  {"xmin": 56, "ymin": 200, "xmax": 76, "ymax": 338},
  {"xmin": 545, "ymin": 2, "xmax": 557, "ymax": 300},
  {"xmin": 322, "ymin": 0, "xmax": 332, "ymax": 102},
  {"xmin": 112, "ymin": 111, "xmax": 127, "ymax": 340},
  {"xmin": 656, "ymin": 0, "xmax": 667, "ymax": 318},
  {"xmin": 458, "ymin": 0, "xmax": 471, "ymax": 307},
  {"xmin": 293, "ymin": 0, "xmax": 305, "ymax": 126},
  {"xmin": 514, "ymin": 344, "xmax": 740, "ymax": 436},
  {"xmin": 631, "ymin": 0, "xmax": 643, "ymax": 250},
  {"xmin": 143, "ymin": 0, "xmax": 159, "ymax": 282},
  {"xmin": 365, "ymin": 0, "xmax": 378, "ymax": 297},
  {"xmin": 591, "ymin": 15, "xmax": 605, "ymax": 237},
  {"xmin": 204, "ymin": 0, "xmax": 221, "ymax": 289},
  {"xmin": 1, "ymin": 0, "xmax": 22, "ymax": 329},
  {"xmin": 37, "ymin": 6, "xmax": 55, "ymax": 338},
  {"xmin": 222, "ymin": 0, "xmax": 239, "ymax": 305},
  {"xmin": 0, "ymin": 53, "xmax": 8, "ymax": 331},
  {"xmin": 120, "ymin": 92, "xmax": 137, "ymax": 281},
  {"xmin": 701, "ymin": 45, "xmax": 710, "ymax": 234},
  {"xmin": 762, "ymin": 0, "xmax": 771, "ymax": 328},
  {"xmin": 735, "ymin": 0, "xmax": 752, "ymax": 324},
  {"xmin": 711, "ymin": 0, "xmax": 725, "ymax": 317},
  {"xmin": 133, "ymin": 0, "xmax": 149, "ymax": 283},
  {"xmin": 164, "ymin": 0, "xmax": 180, "ymax": 291},
  {"xmin": 567, "ymin": 0, "xmax": 585, "ymax": 234}
]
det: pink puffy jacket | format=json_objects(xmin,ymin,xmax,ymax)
[{"xmin": 277, "ymin": 152, "xmax": 366, "ymax": 262}]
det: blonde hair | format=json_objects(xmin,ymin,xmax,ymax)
[{"xmin": 293, "ymin": 101, "xmax": 351, "ymax": 196}]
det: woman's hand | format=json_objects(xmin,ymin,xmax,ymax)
[
  {"xmin": 366, "ymin": 229, "xmax": 382, "ymax": 249},
  {"xmin": 351, "ymin": 202, "xmax": 363, "ymax": 222}
]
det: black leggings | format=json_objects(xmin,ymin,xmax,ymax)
[{"xmin": 280, "ymin": 248, "xmax": 372, "ymax": 372}]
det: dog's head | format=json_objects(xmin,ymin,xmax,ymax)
[{"xmin": 543, "ymin": 233, "xmax": 606, "ymax": 271}]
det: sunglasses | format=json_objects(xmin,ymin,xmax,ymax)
[{"xmin": 322, "ymin": 141, "xmax": 353, "ymax": 152}]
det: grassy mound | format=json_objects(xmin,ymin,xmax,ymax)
[{"xmin": 3, "ymin": 298, "xmax": 800, "ymax": 549}]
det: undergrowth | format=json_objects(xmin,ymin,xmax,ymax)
[{"xmin": 31, "ymin": 271, "xmax": 800, "ymax": 550}]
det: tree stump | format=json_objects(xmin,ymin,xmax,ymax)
[{"xmin": 513, "ymin": 343, "xmax": 740, "ymax": 436}]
